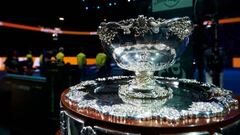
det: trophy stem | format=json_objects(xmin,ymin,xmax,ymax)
[
  {"xmin": 118, "ymin": 71, "xmax": 173, "ymax": 99},
  {"xmin": 131, "ymin": 71, "xmax": 156, "ymax": 91}
]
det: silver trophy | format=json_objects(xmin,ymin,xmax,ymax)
[
  {"xmin": 97, "ymin": 15, "xmax": 192, "ymax": 99},
  {"xmin": 64, "ymin": 17, "xmax": 237, "ymax": 121}
]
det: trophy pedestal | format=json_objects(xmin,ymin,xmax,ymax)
[{"xmin": 60, "ymin": 76, "xmax": 240, "ymax": 135}]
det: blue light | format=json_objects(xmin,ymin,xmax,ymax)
[
  {"xmin": 109, "ymin": 3, "xmax": 112, "ymax": 6},
  {"xmin": 97, "ymin": 5, "xmax": 100, "ymax": 9}
]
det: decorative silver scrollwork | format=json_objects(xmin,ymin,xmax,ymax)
[
  {"xmin": 60, "ymin": 110, "xmax": 68, "ymax": 135},
  {"xmin": 97, "ymin": 15, "xmax": 192, "ymax": 45},
  {"xmin": 66, "ymin": 76, "xmax": 238, "ymax": 121},
  {"xmin": 80, "ymin": 126, "xmax": 97, "ymax": 135}
]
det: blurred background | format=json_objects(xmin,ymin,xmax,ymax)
[{"xmin": 0, "ymin": 0, "xmax": 239, "ymax": 135}]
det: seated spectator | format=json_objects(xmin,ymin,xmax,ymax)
[{"xmin": 4, "ymin": 49, "xmax": 20, "ymax": 74}]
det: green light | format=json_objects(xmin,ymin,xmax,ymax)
[
  {"xmin": 109, "ymin": 3, "xmax": 112, "ymax": 6},
  {"xmin": 97, "ymin": 5, "xmax": 100, "ymax": 9}
]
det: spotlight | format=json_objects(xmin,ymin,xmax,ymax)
[
  {"xmin": 203, "ymin": 21, "xmax": 208, "ymax": 25},
  {"xmin": 52, "ymin": 33, "xmax": 58, "ymax": 40},
  {"xmin": 97, "ymin": 5, "xmax": 100, "ymax": 10},
  {"xmin": 203, "ymin": 20, "xmax": 213, "ymax": 28},
  {"xmin": 59, "ymin": 17, "xmax": 64, "ymax": 21},
  {"xmin": 206, "ymin": 24, "xmax": 211, "ymax": 28}
]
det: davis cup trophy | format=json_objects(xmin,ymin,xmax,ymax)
[
  {"xmin": 60, "ymin": 16, "xmax": 239, "ymax": 135},
  {"xmin": 98, "ymin": 15, "xmax": 192, "ymax": 99}
]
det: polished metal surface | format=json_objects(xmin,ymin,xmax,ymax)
[
  {"xmin": 220, "ymin": 118, "xmax": 240, "ymax": 135},
  {"xmin": 97, "ymin": 15, "xmax": 192, "ymax": 98},
  {"xmin": 60, "ymin": 109, "xmax": 86, "ymax": 135},
  {"xmin": 94, "ymin": 126, "xmax": 140, "ymax": 135},
  {"xmin": 65, "ymin": 76, "xmax": 238, "ymax": 121}
]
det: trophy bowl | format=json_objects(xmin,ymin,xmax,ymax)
[{"xmin": 97, "ymin": 15, "xmax": 192, "ymax": 99}]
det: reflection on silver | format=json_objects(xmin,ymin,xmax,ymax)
[
  {"xmin": 118, "ymin": 83, "xmax": 173, "ymax": 99},
  {"xmin": 94, "ymin": 126, "xmax": 141, "ymax": 135},
  {"xmin": 97, "ymin": 15, "xmax": 192, "ymax": 99},
  {"xmin": 60, "ymin": 110, "xmax": 67, "ymax": 135},
  {"xmin": 119, "ymin": 92, "xmax": 173, "ymax": 107},
  {"xmin": 189, "ymin": 102, "xmax": 224, "ymax": 116},
  {"xmin": 80, "ymin": 126, "xmax": 96, "ymax": 135},
  {"xmin": 65, "ymin": 76, "xmax": 238, "ymax": 121}
]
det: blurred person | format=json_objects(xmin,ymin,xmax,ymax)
[
  {"xmin": 39, "ymin": 53, "xmax": 43, "ymax": 67},
  {"xmin": 39, "ymin": 49, "xmax": 55, "ymax": 76},
  {"xmin": 56, "ymin": 47, "xmax": 65, "ymax": 66},
  {"xmin": 23, "ymin": 50, "xmax": 34, "ymax": 75},
  {"xmin": 192, "ymin": 24, "xmax": 206, "ymax": 82},
  {"xmin": 96, "ymin": 52, "xmax": 111, "ymax": 78},
  {"xmin": 76, "ymin": 49, "xmax": 87, "ymax": 81},
  {"xmin": 204, "ymin": 47, "xmax": 224, "ymax": 87},
  {"xmin": 4, "ymin": 49, "xmax": 20, "ymax": 74}
]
